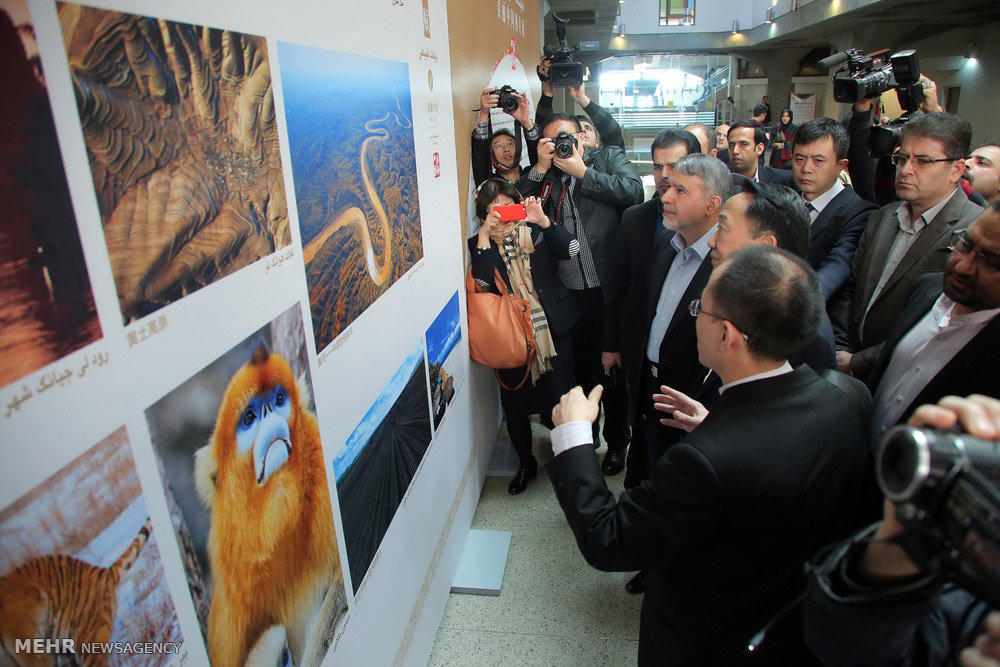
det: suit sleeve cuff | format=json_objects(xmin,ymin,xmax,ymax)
[{"xmin": 551, "ymin": 420, "xmax": 594, "ymax": 456}]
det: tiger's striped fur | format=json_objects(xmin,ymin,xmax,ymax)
[{"xmin": 0, "ymin": 518, "xmax": 153, "ymax": 667}]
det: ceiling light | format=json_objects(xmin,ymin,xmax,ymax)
[
  {"xmin": 731, "ymin": 20, "xmax": 740, "ymax": 34},
  {"xmin": 765, "ymin": 7, "xmax": 774, "ymax": 23}
]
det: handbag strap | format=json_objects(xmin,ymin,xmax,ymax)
[{"xmin": 494, "ymin": 366, "xmax": 531, "ymax": 391}]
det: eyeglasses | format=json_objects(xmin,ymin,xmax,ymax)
[
  {"xmin": 689, "ymin": 299, "xmax": 750, "ymax": 341},
  {"xmin": 890, "ymin": 153, "xmax": 964, "ymax": 168},
  {"xmin": 947, "ymin": 230, "xmax": 1000, "ymax": 272}
]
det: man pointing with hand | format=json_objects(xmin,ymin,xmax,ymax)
[{"xmin": 547, "ymin": 246, "xmax": 872, "ymax": 665}]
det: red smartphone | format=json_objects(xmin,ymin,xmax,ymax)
[{"xmin": 494, "ymin": 203, "xmax": 526, "ymax": 222}]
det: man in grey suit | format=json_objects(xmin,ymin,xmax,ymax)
[{"xmin": 832, "ymin": 112, "xmax": 983, "ymax": 380}]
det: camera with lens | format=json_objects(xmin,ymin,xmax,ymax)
[
  {"xmin": 552, "ymin": 131, "xmax": 578, "ymax": 159},
  {"xmin": 876, "ymin": 425, "xmax": 1000, "ymax": 607},
  {"xmin": 820, "ymin": 48, "xmax": 923, "ymax": 158},
  {"xmin": 543, "ymin": 14, "xmax": 585, "ymax": 88},
  {"xmin": 489, "ymin": 84, "xmax": 520, "ymax": 114}
]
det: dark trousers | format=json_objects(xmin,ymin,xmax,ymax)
[
  {"xmin": 624, "ymin": 361, "xmax": 685, "ymax": 488},
  {"xmin": 569, "ymin": 288, "xmax": 630, "ymax": 449}
]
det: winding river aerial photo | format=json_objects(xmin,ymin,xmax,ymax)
[{"xmin": 279, "ymin": 43, "xmax": 423, "ymax": 353}]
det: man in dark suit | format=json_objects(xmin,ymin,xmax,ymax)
[
  {"xmin": 832, "ymin": 112, "xmax": 984, "ymax": 380},
  {"xmin": 791, "ymin": 118, "xmax": 877, "ymax": 300},
  {"xmin": 548, "ymin": 246, "xmax": 872, "ymax": 665},
  {"xmin": 625, "ymin": 153, "xmax": 730, "ymax": 490},
  {"xmin": 600, "ymin": 128, "xmax": 701, "ymax": 476},
  {"xmin": 727, "ymin": 121, "xmax": 796, "ymax": 188},
  {"xmin": 867, "ymin": 201, "xmax": 1000, "ymax": 443}
]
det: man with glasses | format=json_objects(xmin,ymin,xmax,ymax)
[
  {"xmin": 546, "ymin": 246, "xmax": 871, "ymax": 664},
  {"xmin": 831, "ymin": 112, "xmax": 983, "ymax": 381},
  {"xmin": 866, "ymin": 200, "xmax": 1000, "ymax": 443}
]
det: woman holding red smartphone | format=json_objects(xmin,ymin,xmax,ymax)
[{"xmin": 469, "ymin": 179, "xmax": 581, "ymax": 494}]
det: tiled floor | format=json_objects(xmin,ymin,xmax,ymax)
[{"xmin": 429, "ymin": 423, "xmax": 642, "ymax": 666}]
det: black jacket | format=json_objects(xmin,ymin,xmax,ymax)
[
  {"xmin": 468, "ymin": 223, "xmax": 582, "ymax": 337},
  {"xmin": 549, "ymin": 366, "xmax": 872, "ymax": 664},
  {"xmin": 602, "ymin": 197, "xmax": 661, "ymax": 380},
  {"xmin": 807, "ymin": 186, "xmax": 877, "ymax": 300},
  {"xmin": 516, "ymin": 147, "xmax": 643, "ymax": 291}
]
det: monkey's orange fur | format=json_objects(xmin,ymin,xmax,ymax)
[{"xmin": 199, "ymin": 350, "xmax": 340, "ymax": 666}]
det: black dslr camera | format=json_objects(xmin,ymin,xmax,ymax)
[
  {"xmin": 552, "ymin": 131, "xmax": 578, "ymax": 159},
  {"xmin": 876, "ymin": 425, "xmax": 1000, "ymax": 607},
  {"xmin": 543, "ymin": 14, "xmax": 585, "ymax": 88},
  {"xmin": 820, "ymin": 48, "xmax": 923, "ymax": 158},
  {"xmin": 489, "ymin": 84, "xmax": 520, "ymax": 114}
]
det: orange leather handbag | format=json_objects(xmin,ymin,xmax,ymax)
[{"xmin": 466, "ymin": 267, "xmax": 537, "ymax": 390}]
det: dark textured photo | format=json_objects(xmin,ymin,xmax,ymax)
[
  {"xmin": 145, "ymin": 306, "xmax": 345, "ymax": 666},
  {"xmin": 426, "ymin": 291, "xmax": 463, "ymax": 431},
  {"xmin": 332, "ymin": 343, "xmax": 432, "ymax": 593},
  {"xmin": 0, "ymin": 0, "xmax": 101, "ymax": 388},
  {"xmin": 279, "ymin": 43, "xmax": 424, "ymax": 353},
  {"xmin": 58, "ymin": 3, "xmax": 291, "ymax": 324},
  {"xmin": 0, "ymin": 427, "xmax": 182, "ymax": 664}
]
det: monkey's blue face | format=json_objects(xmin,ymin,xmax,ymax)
[{"xmin": 236, "ymin": 384, "xmax": 293, "ymax": 486}]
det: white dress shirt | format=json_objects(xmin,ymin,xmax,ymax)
[
  {"xmin": 805, "ymin": 180, "xmax": 845, "ymax": 225},
  {"xmin": 871, "ymin": 294, "xmax": 1000, "ymax": 440},
  {"xmin": 646, "ymin": 225, "xmax": 716, "ymax": 363}
]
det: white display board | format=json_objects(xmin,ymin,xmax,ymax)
[{"xmin": 0, "ymin": 0, "xmax": 476, "ymax": 664}]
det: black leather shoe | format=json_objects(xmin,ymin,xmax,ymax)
[
  {"xmin": 625, "ymin": 570, "xmax": 647, "ymax": 594},
  {"xmin": 601, "ymin": 447, "xmax": 627, "ymax": 476},
  {"xmin": 508, "ymin": 461, "xmax": 538, "ymax": 495}
]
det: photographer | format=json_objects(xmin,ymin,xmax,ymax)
[
  {"xmin": 471, "ymin": 87, "xmax": 539, "ymax": 186},
  {"xmin": 535, "ymin": 60, "xmax": 624, "ymax": 151},
  {"xmin": 518, "ymin": 112, "xmax": 642, "ymax": 454},
  {"xmin": 805, "ymin": 393, "xmax": 1000, "ymax": 667},
  {"xmin": 846, "ymin": 74, "xmax": 943, "ymax": 206}
]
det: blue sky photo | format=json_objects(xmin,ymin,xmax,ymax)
[
  {"xmin": 332, "ymin": 342, "xmax": 425, "ymax": 480},
  {"xmin": 425, "ymin": 292, "xmax": 461, "ymax": 368}
]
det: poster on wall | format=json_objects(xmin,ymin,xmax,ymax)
[
  {"xmin": 0, "ymin": 427, "xmax": 184, "ymax": 663},
  {"xmin": 0, "ymin": 0, "xmax": 101, "ymax": 388},
  {"xmin": 279, "ymin": 42, "xmax": 424, "ymax": 354},
  {"xmin": 791, "ymin": 92, "xmax": 817, "ymax": 124},
  {"xmin": 425, "ymin": 291, "xmax": 464, "ymax": 432},
  {"xmin": 57, "ymin": 3, "xmax": 291, "ymax": 324},
  {"xmin": 332, "ymin": 342, "xmax": 432, "ymax": 594},
  {"xmin": 145, "ymin": 305, "xmax": 346, "ymax": 666}
]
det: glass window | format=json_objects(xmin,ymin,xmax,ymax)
[{"xmin": 659, "ymin": 0, "xmax": 695, "ymax": 26}]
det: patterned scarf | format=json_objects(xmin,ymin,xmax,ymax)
[{"xmin": 489, "ymin": 222, "xmax": 557, "ymax": 384}]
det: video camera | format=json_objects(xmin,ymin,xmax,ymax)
[
  {"xmin": 876, "ymin": 425, "xmax": 1000, "ymax": 607},
  {"xmin": 820, "ymin": 48, "xmax": 923, "ymax": 158},
  {"xmin": 489, "ymin": 85, "xmax": 520, "ymax": 114},
  {"xmin": 543, "ymin": 14, "xmax": 585, "ymax": 88}
]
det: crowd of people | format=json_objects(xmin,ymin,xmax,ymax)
[{"xmin": 469, "ymin": 61, "xmax": 1000, "ymax": 665}]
